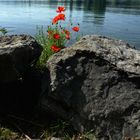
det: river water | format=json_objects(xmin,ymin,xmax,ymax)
[{"xmin": 0, "ymin": 0, "xmax": 140, "ymax": 48}]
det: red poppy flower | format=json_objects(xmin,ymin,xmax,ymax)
[
  {"xmin": 53, "ymin": 33, "xmax": 60, "ymax": 39},
  {"xmin": 65, "ymin": 35, "xmax": 70, "ymax": 40},
  {"xmin": 63, "ymin": 29, "xmax": 70, "ymax": 35},
  {"xmin": 72, "ymin": 26, "xmax": 80, "ymax": 32},
  {"xmin": 56, "ymin": 6, "xmax": 65, "ymax": 13},
  {"xmin": 52, "ymin": 13, "xmax": 65, "ymax": 24},
  {"xmin": 52, "ymin": 16, "xmax": 60, "ymax": 24},
  {"xmin": 58, "ymin": 13, "xmax": 65, "ymax": 20},
  {"xmin": 51, "ymin": 45, "xmax": 61, "ymax": 52}
]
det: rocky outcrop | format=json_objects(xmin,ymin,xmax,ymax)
[
  {"xmin": 40, "ymin": 35, "xmax": 140, "ymax": 139},
  {"xmin": 1, "ymin": 34, "xmax": 140, "ymax": 139},
  {"xmin": 0, "ymin": 35, "xmax": 42, "ymax": 82}
]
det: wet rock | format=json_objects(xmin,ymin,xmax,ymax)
[{"xmin": 40, "ymin": 35, "xmax": 140, "ymax": 139}]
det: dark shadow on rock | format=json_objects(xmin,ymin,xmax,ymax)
[{"xmin": 0, "ymin": 66, "xmax": 43, "ymax": 115}]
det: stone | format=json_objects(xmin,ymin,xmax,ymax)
[
  {"xmin": 0, "ymin": 35, "xmax": 42, "ymax": 82},
  {"xmin": 39, "ymin": 35, "xmax": 140, "ymax": 140},
  {"xmin": 0, "ymin": 35, "xmax": 42, "ymax": 114}
]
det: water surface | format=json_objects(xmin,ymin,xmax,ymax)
[{"xmin": 0, "ymin": 0, "xmax": 140, "ymax": 48}]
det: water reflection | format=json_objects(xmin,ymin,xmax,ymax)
[
  {"xmin": 1, "ymin": 0, "xmax": 140, "ymax": 13},
  {"xmin": 1, "ymin": 0, "xmax": 140, "ymax": 8},
  {"xmin": 107, "ymin": 0, "xmax": 140, "ymax": 7},
  {"xmin": 93, "ymin": 0, "xmax": 106, "ymax": 15},
  {"xmin": 0, "ymin": 0, "xmax": 140, "ymax": 48}
]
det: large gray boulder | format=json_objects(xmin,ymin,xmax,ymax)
[
  {"xmin": 40, "ymin": 35, "xmax": 140, "ymax": 139},
  {"xmin": 0, "ymin": 35, "xmax": 42, "ymax": 82}
]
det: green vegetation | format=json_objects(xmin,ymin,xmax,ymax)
[
  {"xmin": 35, "ymin": 6, "xmax": 80, "ymax": 70},
  {"xmin": 35, "ymin": 26, "xmax": 54, "ymax": 69},
  {"xmin": 0, "ymin": 127, "xmax": 19, "ymax": 140},
  {"xmin": 35, "ymin": 25, "xmax": 67, "ymax": 70},
  {"xmin": 0, "ymin": 120, "xmax": 96, "ymax": 140},
  {"xmin": 0, "ymin": 28, "xmax": 8, "ymax": 35}
]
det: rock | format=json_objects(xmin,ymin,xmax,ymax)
[
  {"xmin": 39, "ymin": 35, "xmax": 140, "ymax": 139},
  {"xmin": 0, "ymin": 66, "xmax": 43, "ymax": 114},
  {"xmin": 0, "ymin": 35, "xmax": 42, "ymax": 114},
  {"xmin": 0, "ymin": 35, "xmax": 42, "ymax": 82},
  {"xmin": 123, "ymin": 110, "xmax": 140, "ymax": 138}
]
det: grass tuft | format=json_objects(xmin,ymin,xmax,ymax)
[{"xmin": 0, "ymin": 127, "xmax": 18, "ymax": 140}]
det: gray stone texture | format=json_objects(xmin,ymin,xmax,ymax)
[
  {"xmin": 40, "ymin": 35, "xmax": 140, "ymax": 139},
  {"xmin": 0, "ymin": 35, "xmax": 42, "ymax": 82}
]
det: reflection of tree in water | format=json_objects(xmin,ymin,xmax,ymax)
[
  {"xmin": 68, "ymin": 0, "xmax": 106, "ymax": 14},
  {"xmin": 107, "ymin": 0, "xmax": 140, "ymax": 7},
  {"xmin": 82, "ymin": 0, "xmax": 106, "ymax": 25},
  {"xmin": 93, "ymin": 0, "xmax": 106, "ymax": 15},
  {"xmin": 93, "ymin": 0, "xmax": 106, "ymax": 25},
  {"xmin": 83, "ymin": 0, "xmax": 94, "ymax": 11},
  {"xmin": 76, "ymin": 0, "xmax": 83, "ymax": 8},
  {"xmin": 16, "ymin": 0, "xmax": 140, "ymax": 26},
  {"xmin": 83, "ymin": 0, "xmax": 106, "ymax": 14}
]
